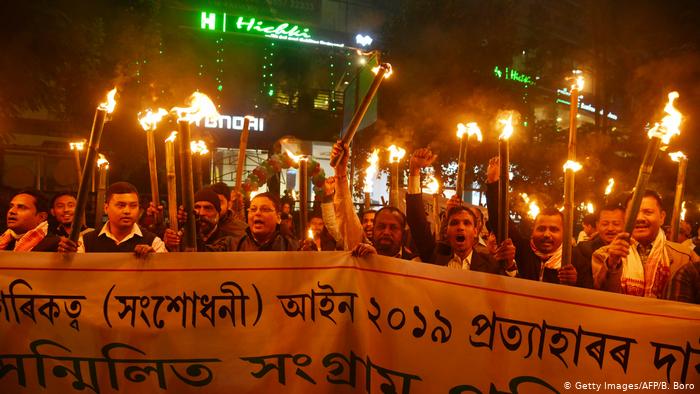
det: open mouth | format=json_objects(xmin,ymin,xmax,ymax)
[{"xmin": 455, "ymin": 235, "xmax": 466, "ymax": 243}]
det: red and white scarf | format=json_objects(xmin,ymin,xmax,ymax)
[
  {"xmin": 621, "ymin": 231, "xmax": 670, "ymax": 298},
  {"xmin": 530, "ymin": 240, "xmax": 563, "ymax": 280},
  {"xmin": 0, "ymin": 221, "xmax": 49, "ymax": 252}
]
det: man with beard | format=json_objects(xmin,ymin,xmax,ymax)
[
  {"xmin": 592, "ymin": 190, "xmax": 699, "ymax": 298},
  {"xmin": 164, "ymin": 188, "xmax": 237, "ymax": 251},
  {"xmin": 485, "ymin": 157, "xmax": 586, "ymax": 287},
  {"xmin": 1, "ymin": 190, "xmax": 59, "ymax": 252},
  {"xmin": 235, "ymin": 192, "xmax": 299, "ymax": 251},
  {"xmin": 210, "ymin": 182, "xmax": 247, "ymax": 240},
  {"xmin": 58, "ymin": 182, "xmax": 166, "ymax": 256},
  {"xmin": 403, "ymin": 148, "xmax": 515, "ymax": 274}
]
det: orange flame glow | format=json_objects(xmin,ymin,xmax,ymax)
[
  {"xmin": 681, "ymin": 201, "xmax": 686, "ymax": 221},
  {"xmin": 605, "ymin": 178, "xmax": 615, "ymax": 196},
  {"xmin": 171, "ymin": 92, "xmax": 220, "ymax": 124},
  {"xmin": 498, "ymin": 115, "xmax": 514, "ymax": 140},
  {"xmin": 69, "ymin": 141, "xmax": 85, "ymax": 151},
  {"xmin": 648, "ymin": 92, "xmax": 682, "ymax": 144},
  {"xmin": 138, "ymin": 108, "xmax": 169, "ymax": 131},
  {"xmin": 563, "ymin": 160, "xmax": 582, "ymax": 172},
  {"xmin": 363, "ymin": 149, "xmax": 379, "ymax": 193},
  {"xmin": 96, "ymin": 154, "xmax": 109, "ymax": 169},
  {"xmin": 285, "ymin": 149, "xmax": 304, "ymax": 164},
  {"xmin": 669, "ymin": 151, "xmax": 687, "ymax": 162},
  {"xmin": 307, "ymin": 228, "xmax": 314, "ymax": 240},
  {"xmin": 528, "ymin": 201, "xmax": 540, "ymax": 219},
  {"xmin": 98, "ymin": 88, "xmax": 118, "ymax": 113},
  {"xmin": 190, "ymin": 140, "xmax": 209, "ymax": 155},
  {"xmin": 424, "ymin": 175, "xmax": 440, "ymax": 195},
  {"xmin": 387, "ymin": 145, "xmax": 406, "ymax": 163},
  {"xmin": 165, "ymin": 131, "xmax": 178, "ymax": 143},
  {"xmin": 456, "ymin": 122, "xmax": 483, "ymax": 142},
  {"xmin": 586, "ymin": 202, "xmax": 595, "ymax": 214},
  {"xmin": 570, "ymin": 70, "xmax": 584, "ymax": 91},
  {"xmin": 371, "ymin": 63, "xmax": 393, "ymax": 79}
]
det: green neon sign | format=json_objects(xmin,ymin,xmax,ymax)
[
  {"xmin": 493, "ymin": 66, "xmax": 534, "ymax": 85},
  {"xmin": 199, "ymin": 12, "xmax": 345, "ymax": 48}
]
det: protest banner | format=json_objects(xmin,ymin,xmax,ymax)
[{"xmin": 0, "ymin": 252, "xmax": 698, "ymax": 393}]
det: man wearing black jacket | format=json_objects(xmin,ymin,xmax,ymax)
[{"xmin": 485, "ymin": 157, "xmax": 589, "ymax": 287}]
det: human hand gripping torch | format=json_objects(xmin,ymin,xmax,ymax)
[
  {"xmin": 330, "ymin": 63, "xmax": 393, "ymax": 168},
  {"xmin": 171, "ymin": 93, "xmax": 220, "ymax": 251},
  {"xmin": 69, "ymin": 88, "xmax": 117, "ymax": 243},
  {"xmin": 497, "ymin": 115, "xmax": 514, "ymax": 243},
  {"xmin": 424, "ymin": 175, "xmax": 441, "ymax": 241},
  {"xmin": 455, "ymin": 122, "xmax": 483, "ymax": 201},
  {"xmin": 387, "ymin": 145, "xmax": 406, "ymax": 208},
  {"xmin": 164, "ymin": 132, "xmax": 179, "ymax": 231},
  {"xmin": 363, "ymin": 149, "xmax": 379, "ymax": 210},
  {"xmin": 624, "ymin": 92, "xmax": 682, "ymax": 234},
  {"xmin": 94, "ymin": 154, "xmax": 109, "ymax": 227},
  {"xmin": 138, "ymin": 108, "xmax": 169, "ymax": 226},
  {"xmin": 562, "ymin": 160, "xmax": 583, "ymax": 267},
  {"xmin": 669, "ymin": 151, "xmax": 688, "ymax": 242}
]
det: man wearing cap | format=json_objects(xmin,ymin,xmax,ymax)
[{"xmin": 164, "ymin": 187, "xmax": 237, "ymax": 251}]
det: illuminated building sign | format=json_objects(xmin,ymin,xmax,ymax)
[
  {"xmin": 556, "ymin": 89, "xmax": 618, "ymax": 120},
  {"xmin": 200, "ymin": 12, "xmax": 345, "ymax": 48},
  {"xmin": 195, "ymin": 115, "xmax": 265, "ymax": 132},
  {"xmin": 493, "ymin": 66, "xmax": 535, "ymax": 85}
]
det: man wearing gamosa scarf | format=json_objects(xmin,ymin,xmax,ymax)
[
  {"xmin": 592, "ymin": 190, "xmax": 699, "ymax": 298},
  {"xmin": 485, "ymin": 157, "xmax": 591, "ymax": 287},
  {"xmin": 0, "ymin": 190, "xmax": 59, "ymax": 252}
]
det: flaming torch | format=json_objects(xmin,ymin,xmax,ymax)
[
  {"xmin": 287, "ymin": 150, "xmax": 308, "ymax": 236},
  {"xmin": 604, "ymin": 178, "xmax": 615, "ymax": 202},
  {"xmin": 164, "ymin": 131, "xmax": 179, "ymax": 231},
  {"xmin": 69, "ymin": 88, "xmax": 117, "ymax": 243},
  {"xmin": 190, "ymin": 140, "xmax": 209, "ymax": 192},
  {"xmin": 497, "ymin": 114, "xmax": 514, "ymax": 243},
  {"xmin": 669, "ymin": 151, "xmax": 688, "ymax": 241},
  {"xmin": 455, "ymin": 122, "xmax": 483, "ymax": 201},
  {"xmin": 138, "ymin": 108, "xmax": 168, "ymax": 225},
  {"xmin": 171, "ymin": 92, "xmax": 220, "ymax": 251},
  {"xmin": 69, "ymin": 141, "xmax": 85, "ymax": 181},
  {"xmin": 562, "ymin": 160, "xmax": 582, "ymax": 266},
  {"xmin": 424, "ymin": 175, "xmax": 441, "ymax": 241},
  {"xmin": 387, "ymin": 145, "xmax": 406, "ymax": 208},
  {"xmin": 330, "ymin": 63, "xmax": 393, "ymax": 168},
  {"xmin": 562, "ymin": 72, "xmax": 584, "ymax": 266},
  {"xmin": 363, "ymin": 149, "xmax": 379, "ymax": 210},
  {"xmin": 624, "ymin": 92, "xmax": 682, "ymax": 234},
  {"xmin": 94, "ymin": 154, "xmax": 109, "ymax": 227}
]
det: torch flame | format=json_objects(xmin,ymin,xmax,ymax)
[
  {"xmin": 363, "ymin": 149, "xmax": 379, "ymax": 193},
  {"xmin": 190, "ymin": 140, "xmax": 209, "ymax": 155},
  {"xmin": 96, "ymin": 154, "xmax": 109, "ymax": 169},
  {"xmin": 387, "ymin": 145, "xmax": 406, "ymax": 163},
  {"xmin": 647, "ymin": 91, "xmax": 682, "ymax": 145},
  {"xmin": 371, "ymin": 63, "xmax": 393, "ymax": 79},
  {"xmin": 285, "ymin": 149, "xmax": 304, "ymax": 164},
  {"xmin": 456, "ymin": 122, "xmax": 483, "ymax": 142},
  {"xmin": 423, "ymin": 175, "xmax": 440, "ymax": 195},
  {"xmin": 563, "ymin": 160, "xmax": 582, "ymax": 172},
  {"xmin": 520, "ymin": 193, "xmax": 530, "ymax": 204},
  {"xmin": 307, "ymin": 228, "xmax": 314, "ymax": 240},
  {"xmin": 138, "ymin": 108, "xmax": 169, "ymax": 131},
  {"xmin": 165, "ymin": 131, "xmax": 178, "ymax": 143},
  {"xmin": 69, "ymin": 141, "xmax": 85, "ymax": 151},
  {"xmin": 605, "ymin": 178, "xmax": 615, "ymax": 196},
  {"xmin": 569, "ymin": 70, "xmax": 584, "ymax": 91},
  {"xmin": 498, "ymin": 115, "xmax": 514, "ymax": 140},
  {"xmin": 171, "ymin": 92, "xmax": 220, "ymax": 124},
  {"xmin": 587, "ymin": 202, "xmax": 595, "ymax": 214},
  {"xmin": 681, "ymin": 201, "xmax": 686, "ymax": 221},
  {"xmin": 669, "ymin": 151, "xmax": 687, "ymax": 162},
  {"xmin": 528, "ymin": 201, "xmax": 540, "ymax": 220},
  {"xmin": 98, "ymin": 88, "xmax": 118, "ymax": 113}
]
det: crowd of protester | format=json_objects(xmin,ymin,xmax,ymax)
[{"xmin": 1, "ymin": 141, "xmax": 698, "ymax": 304}]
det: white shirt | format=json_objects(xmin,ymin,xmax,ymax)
[
  {"xmin": 447, "ymin": 250, "xmax": 474, "ymax": 270},
  {"xmin": 77, "ymin": 222, "xmax": 167, "ymax": 253}
]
